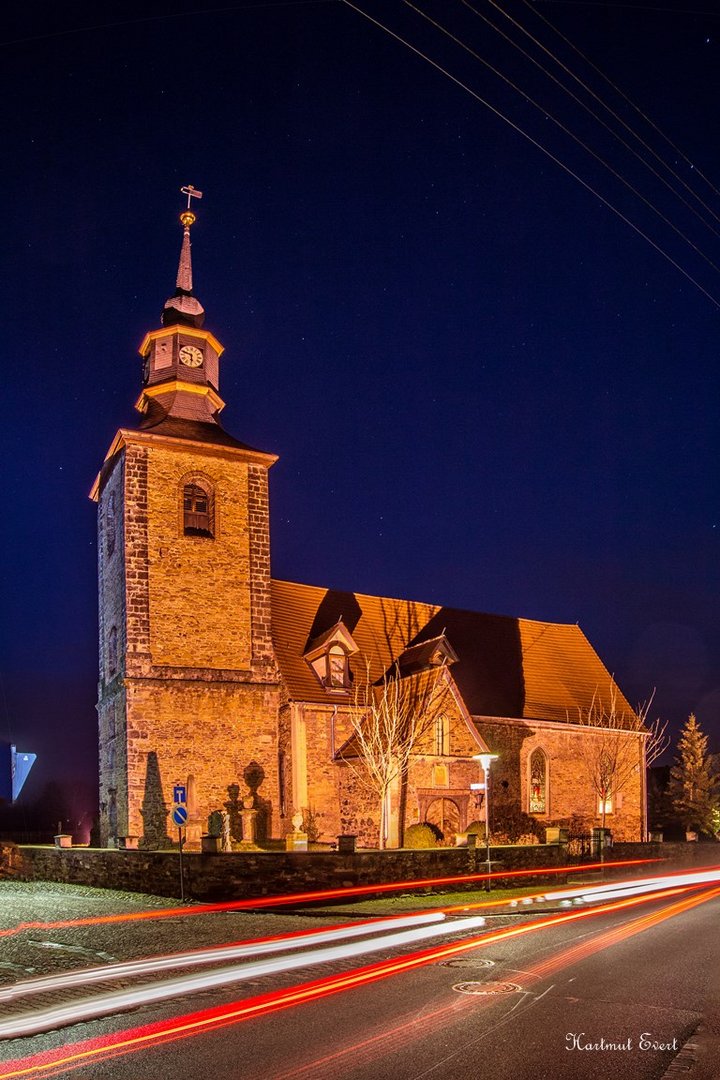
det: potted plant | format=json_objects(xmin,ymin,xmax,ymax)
[{"xmin": 201, "ymin": 810, "xmax": 223, "ymax": 853}]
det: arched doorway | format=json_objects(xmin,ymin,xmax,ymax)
[{"xmin": 425, "ymin": 797, "xmax": 461, "ymax": 844}]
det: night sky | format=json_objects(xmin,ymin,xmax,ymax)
[{"xmin": 2, "ymin": 0, "xmax": 719, "ymax": 815}]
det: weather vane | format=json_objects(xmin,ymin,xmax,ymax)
[{"xmin": 179, "ymin": 184, "xmax": 203, "ymax": 227}]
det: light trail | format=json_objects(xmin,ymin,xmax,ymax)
[
  {"xmin": 439, "ymin": 862, "xmax": 720, "ymax": 914},
  {"xmin": 1, "ymin": 880, "xmax": 715, "ymax": 1079},
  {"xmin": 4, "ymin": 866, "xmax": 698, "ymax": 1005},
  {"xmin": 270, "ymin": 883, "xmax": 720, "ymax": 1080},
  {"xmin": 0, "ymin": 912, "xmax": 445, "ymax": 1004},
  {"xmin": 539, "ymin": 865, "xmax": 720, "ymax": 904},
  {"xmin": 0, "ymin": 915, "xmax": 487, "ymax": 1039},
  {"xmin": 0, "ymin": 857, "xmax": 661, "ymax": 939},
  {"xmin": 526, "ymin": 882, "xmax": 720, "ymax": 983}
]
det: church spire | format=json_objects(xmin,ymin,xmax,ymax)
[
  {"xmin": 135, "ymin": 186, "xmax": 227, "ymax": 428},
  {"xmin": 162, "ymin": 185, "xmax": 205, "ymax": 329}
]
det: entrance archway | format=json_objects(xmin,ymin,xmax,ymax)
[{"xmin": 425, "ymin": 797, "xmax": 461, "ymax": 844}]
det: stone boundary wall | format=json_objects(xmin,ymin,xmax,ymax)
[{"xmin": 5, "ymin": 842, "xmax": 718, "ymax": 902}]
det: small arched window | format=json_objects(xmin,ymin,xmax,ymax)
[
  {"xmin": 434, "ymin": 715, "xmax": 450, "ymax": 756},
  {"xmin": 108, "ymin": 626, "xmax": 118, "ymax": 679},
  {"xmin": 183, "ymin": 482, "xmax": 214, "ymax": 537},
  {"xmin": 326, "ymin": 645, "xmax": 348, "ymax": 688},
  {"xmin": 106, "ymin": 493, "xmax": 116, "ymax": 557},
  {"xmin": 529, "ymin": 748, "xmax": 547, "ymax": 814}
]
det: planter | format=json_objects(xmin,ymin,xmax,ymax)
[
  {"xmin": 201, "ymin": 834, "xmax": 221, "ymax": 854},
  {"xmin": 285, "ymin": 832, "xmax": 308, "ymax": 852},
  {"xmin": 54, "ymin": 834, "xmax": 73, "ymax": 849},
  {"xmin": 337, "ymin": 834, "xmax": 357, "ymax": 854}
]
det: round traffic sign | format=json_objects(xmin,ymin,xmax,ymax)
[{"xmin": 172, "ymin": 805, "xmax": 188, "ymax": 826}]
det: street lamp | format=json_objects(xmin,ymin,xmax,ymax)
[{"xmin": 472, "ymin": 753, "xmax": 499, "ymax": 891}]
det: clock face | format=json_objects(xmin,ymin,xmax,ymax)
[{"xmin": 179, "ymin": 344, "xmax": 203, "ymax": 368}]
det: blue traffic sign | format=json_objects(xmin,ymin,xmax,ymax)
[
  {"xmin": 173, "ymin": 785, "xmax": 187, "ymax": 805},
  {"xmin": 172, "ymin": 805, "xmax": 188, "ymax": 827}
]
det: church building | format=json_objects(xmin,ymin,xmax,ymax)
[{"xmin": 92, "ymin": 202, "xmax": 648, "ymax": 849}]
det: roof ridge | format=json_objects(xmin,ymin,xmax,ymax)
[{"xmin": 270, "ymin": 579, "xmax": 582, "ymax": 630}]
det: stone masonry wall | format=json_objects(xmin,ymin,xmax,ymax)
[
  {"xmin": 143, "ymin": 443, "xmax": 252, "ymax": 670},
  {"xmin": 480, "ymin": 719, "xmax": 644, "ymax": 842},
  {"xmin": 11, "ymin": 842, "xmax": 715, "ymax": 903},
  {"xmin": 125, "ymin": 679, "xmax": 281, "ymax": 842},
  {"xmin": 96, "ymin": 434, "xmax": 282, "ymax": 847},
  {"xmin": 248, "ymin": 464, "xmax": 275, "ymax": 667},
  {"xmin": 97, "ymin": 453, "xmax": 129, "ymax": 844}
]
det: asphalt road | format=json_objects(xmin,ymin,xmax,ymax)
[{"xmin": 1, "ymin": 880, "xmax": 718, "ymax": 1080}]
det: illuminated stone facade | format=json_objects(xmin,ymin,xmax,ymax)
[{"xmin": 94, "ymin": 219, "xmax": 646, "ymax": 849}]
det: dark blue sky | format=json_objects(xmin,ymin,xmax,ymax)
[{"xmin": 2, "ymin": 0, "xmax": 719, "ymax": 803}]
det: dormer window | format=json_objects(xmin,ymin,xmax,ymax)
[
  {"xmin": 303, "ymin": 620, "xmax": 359, "ymax": 694},
  {"xmin": 183, "ymin": 482, "xmax": 213, "ymax": 537},
  {"xmin": 396, "ymin": 634, "xmax": 459, "ymax": 677}
]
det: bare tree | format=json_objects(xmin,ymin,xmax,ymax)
[
  {"xmin": 575, "ymin": 686, "xmax": 669, "ymax": 846},
  {"xmin": 344, "ymin": 661, "xmax": 453, "ymax": 849}
]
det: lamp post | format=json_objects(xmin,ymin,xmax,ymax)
[{"xmin": 472, "ymin": 753, "xmax": 499, "ymax": 891}]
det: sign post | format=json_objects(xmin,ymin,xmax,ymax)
[{"xmin": 172, "ymin": 803, "xmax": 188, "ymax": 902}]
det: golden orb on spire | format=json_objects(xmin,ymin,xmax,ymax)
[{"xmin": 180, "ymin": 210, "xmax": 196, "ymax": 228}]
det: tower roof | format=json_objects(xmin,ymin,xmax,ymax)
[{"xmin": 162, "ymin": 202, "xmax": 205, "ymax": 328}]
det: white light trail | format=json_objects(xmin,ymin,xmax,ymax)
[
  {"xmin": 0, "ymin": 912, "xmax": 444, "ymax": 1003},
  {"xmin": 0, "ymin": 915, "xmax": 486, "ymax": 1039},
  {"xmin": 541, "ymin": 867, "xmax": 720, "ymax": 904}
]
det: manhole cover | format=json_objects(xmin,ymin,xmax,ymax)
[
  {"xmin": 452, "ymin": 981, "xmax": 522, "ymax": 996},
  {"xmin": 438, "ymin": 958, "xmax": 495, "ymax": 969}
]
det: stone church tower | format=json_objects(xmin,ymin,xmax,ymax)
[{"xmin": 92, "ymin": 198, "xmax": 282, "ymax": 847}]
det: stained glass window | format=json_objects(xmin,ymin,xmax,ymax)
[{"xmin": 529, "ymin": 748, "xmax": 547, "ymax": 814}]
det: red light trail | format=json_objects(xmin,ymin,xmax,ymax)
[
  {"xmin": 1, "ymin": 880, "xmax": 715, "ymax": 1080},
  {"xmin": 0, "ymin": 857, "xmax": 662, "ymax": 940},
  {"xmin": 269, "ymin": 881, "xmax": 720, "ymax": 1080}
]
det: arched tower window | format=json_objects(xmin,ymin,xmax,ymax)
[
  {"xmin": 183, "ymin": 481, "xmax": 214, "ymax": 537},
  {"xmin": 529, "ymin": 748, "xmax": 547, "ymax": 814}
]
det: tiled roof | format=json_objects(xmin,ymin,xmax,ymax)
[
  {"xmin": 271, "ymin": 579, "xmax": 635, "ymax": 723},
  {"xmin": 137, "ymin": 412, "xmax": 265, "ymax": 452}
]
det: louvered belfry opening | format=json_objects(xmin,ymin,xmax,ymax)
[{"xmin": 183, "ymin": 482, "xmax": 213, "ymax": 537}]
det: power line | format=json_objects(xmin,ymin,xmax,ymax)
[
  {"xmin": 340, "ymin": 0, "xmax": 720, "ymax": 308},
  {"xmin": 405, "ymin": 0, "xmax": 720, "ymax": 277},
  {"xmin": 522, "ymin": 0, "xmax": 720, "ymax": 200},
  {"xmin": 476, "ymin": 0, "xmax": 720, "ymax": 230}
]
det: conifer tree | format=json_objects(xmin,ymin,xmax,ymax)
[{"xmin": 668, "ymin": 714, "xmax": 718, "ymax": 835}]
